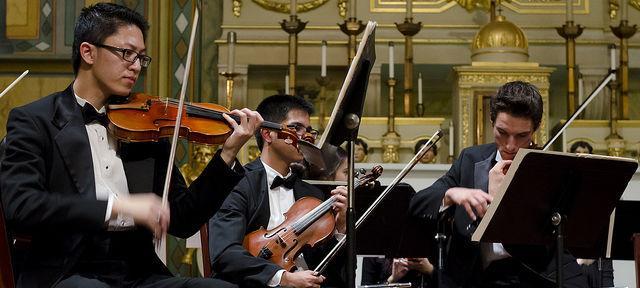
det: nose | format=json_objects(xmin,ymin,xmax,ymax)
[
  {"xmin": 505, "ymin": 136, "xmax": 518, "ymax": 152},
  {"xmin": 129, "ymin": 57, "xmax": 142, "ymax": 72}
]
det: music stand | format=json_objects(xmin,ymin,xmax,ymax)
[
  {"xmin": 607, "ymin": 200, "xmax": 640, "ymax": 288},
  {"xmin": 472, "ymin": 149, "xmax": 638, "ymax": 288},
  {"xmin": 312, "ymin": 21, "xmax": 377, "ymax": 288}
]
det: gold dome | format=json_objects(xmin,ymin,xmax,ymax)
[{"xmin": 471, "ymin": 15, "xmax": 529, "ymax": 62}]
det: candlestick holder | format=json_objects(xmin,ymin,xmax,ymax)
[
  {"xmin": 281, "ymin": 15, "xmax": 307, "ymax": 95},
  {"xmin": 605, "ymin": 75, "xmax": 625, "ymax": 157},
  {"xmin": 416, "ymin": 103, "xmax": 424, "ymax": 117},
  {"xmin": 219, "ymin": 71, "xmax": 239, "ymax": 109},
  {"xmin": 383, "ymin": 78, "xmax": 401, "ymax": 163},
  {"xmin": 339, "ymin": 18, "xmax": 366, "ymax": 63},
  {"xmin": 611, "ymin": 19, "xmax": 637, "ymax": 120},
  {"xmin": 556, "ymin": 21, "xmax": 584, "ymax": 116},
  {"xmin": 316, "ymin": 76, "xmax": 330, "ymax": 132},
  {"xmin": 396, "ymin": 18, "xmax": 422, "ymax": 116}
]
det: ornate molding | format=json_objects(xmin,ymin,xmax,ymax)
[{"xmin": 251, "ymin": 0, "xmax": 330, "ymax": 14}]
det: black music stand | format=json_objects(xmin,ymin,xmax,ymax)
[
  {"xmin": 312, "ymin": 21, "xmax": 377, "ymax": 288},
  {"xmin": 472, "ymin": 149, "xmax": 638, "ymax": 288}
]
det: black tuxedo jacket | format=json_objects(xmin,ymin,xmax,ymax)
[
  {"xmin": 410, "ymin": 143, "xmax": 587, "ymax": 288},
  {"xmin": 0, "ymin": 84, "xmax": 244, "ymax": 288},
  {"xmin": 208, "ymin": 159, "xmax": 341, "ymax": 287}
]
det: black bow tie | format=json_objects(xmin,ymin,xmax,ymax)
[
  {"xmin": 271, "ymin": 175, "xmax": 296, "ymax": 190},
  {"xmin": 81, "ymin": 104, "xmax": 108, "ymax": 126}
]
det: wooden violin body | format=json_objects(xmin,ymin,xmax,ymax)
[{"xmin": 243, "ymin": 197, "xmax": 335, "ymax": 272}]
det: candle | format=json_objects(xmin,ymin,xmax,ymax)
[
  {"xmin": 562, "ymin": 130, "xmax": 567, "ymax": 152},
  {"xmin": 406, "ymin": 0, "xmax": 413, "ymax": 19},
  {"xmin": 578, "ymin": 74, "xmax": 584, "ymax": 105},
  {"xmin": 349, "ymin": 0, "xmax": 356, "ymax": 18},
  {"xmin": 610, "ymin": 44, "xmax": 616, "ymax": 71},
  {"xmin": 418, "ymin": 73, "xmax": 423, "ymax": 105},
  {"xmin": 449, "ymin": 120, "xmax": 454, "ymax": 156},
  {"xmin": 285, "ymin": 74, "xmax": 290, "ymax": 95},
  {"xmin": 321, "ymin": 40, "xmax": 327, "ymax": 77},
  {"xmin": 291, "ymin": 0, "xmax": 297, "ymax": 16},
  {"xmin": 388, "ymin": 42, "xmax": 395, "ymax": 79},
  {"xmin": 227, "ymin": 32, "xmax": 236, "ymax": 74},
  {"xmin": 566, "ymin": 0, "xmax": 573, "ymax": 22},
  {"xmin": 622, "ymin": 0, "xmax": 628, "ymax": 21}
]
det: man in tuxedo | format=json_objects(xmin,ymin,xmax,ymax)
[
  {"xmin": 410, "ymin": 81, "xmax": 588, "ymax": 287},
  {"xmin": 209, "ymin": 95, "xmax": 348, "ymax": 288},
  {"xmin": 0, "ymin": 3, "xmax": 262, "ymax": 288}
]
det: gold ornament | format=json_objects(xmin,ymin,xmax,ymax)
[{"xmin": 251, "ymin": 0, "xmax": 330, "ymax": 14}]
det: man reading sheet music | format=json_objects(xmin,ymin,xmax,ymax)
[{"xmin": 410, "ymin": 81, "xmax": 588, "ymax": 287}]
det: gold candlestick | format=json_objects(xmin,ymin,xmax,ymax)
[
  {"xmin": 611, "ymin": 19, "xmax": 637, "ymax": 120},
  {"xmin": 281, "ymin": 15, "xmax": 307, "ymax": 95},
  {"xmin": 606, "ymin": 77, "xmax": 626, "ymax": 157},
  {"xmin": 219, "ymin": 72, "xmax": 238, "ymax": 109},
  {"xmin": 396, "ymin": 18, "xmax": 422, "ymax": 116},
  {"xmin": 556, "ymin": 21, "xmax": 584, "ymax": 117},
  {"xmin": 339, "ymin": 18, "xmax": 365, "ymax": 64},
  {"xmin": 316, "ymin": 76, "xmax": 330, "ymax": 132},
  {"xmin": 382, "ymin": 78, "xmax": 401, "ymax": 163}
]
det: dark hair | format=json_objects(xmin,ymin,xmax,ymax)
[
  {"xmin": 570, "ymin": 141, "xmax": 593, "ymax": 154},
  {"xmin": 255, "ymin": 94, "xmax": 314, "ymax": 150},
  {"xmin": 354, "ymin": 138, "xmax": 368, "ymax": 155},
  {"xmin": 490, "ymin": 81, "xmax": 543, "ymax": 131},
  {"xmin": 414, "ymin": 139, "xmax": 438, "ymax": 155},
  {"xmin": 72, "ymin": 3, "xmax": 149, "ymax": 74}
]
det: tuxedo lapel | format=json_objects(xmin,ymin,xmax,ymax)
[
  {"xmin": 52, "ymin": 85, "xmax": 95, "ymax": 198},
  {"xmin": 244, "ymin": 160, "xmax": 271, "ymax": 229},
  {"xmin": 474, "ymin": 150, "xmax": 496, "ymax": 193}
]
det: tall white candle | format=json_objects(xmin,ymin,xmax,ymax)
[
  {"xmin": 406, "ymin": 0, "xmax": 413, "ymax": 19},
  {"xmin": 621, "ymin": 0, "xmax": 628, "ymax": 20},
  {"xmin": 285, "ymin": 74, "xmax": 290, "ymax": 95},
  {"xmin": 449, "ymin": 120, "xmax": 454, "ymax": 156},
  {"xmin": 291, "ymin": 0, "xmax": 297, "ymax": 16},
  {"xmin": 227, "ymin": 32, "xmax": 236, "ymax": 74},
  {"xmin": 566, "ymin": 0, "xmax": 573, "ymax": 22},
  {"xmin": 388, "ymin": 42, "xmax": 395, "ymax": 79},
  {"xmin": 610, "ymin": 44, "xmax": 616, "ymax": 70},
  {"xmin": 321, "ymin": 40, "xmax": 327, "ymax": 77},
  {"xmin": 349, "ymin": 0, "xmax": 356, "ymax": 18},
  {"xmin": 418, "ymin": 73, "xmax": 423, "ymax": 105},
  {"xmin": 578, "ymin": 74, "xmax": 584, "ymax": 105}
]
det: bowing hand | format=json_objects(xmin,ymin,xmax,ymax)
[
  {"xmin": 330, "ymin": 186, "xmax": 348, "ymax": 234},
  {"xmin": 221, "ymin": 108, "xmax": 263, "ymax": 165}
]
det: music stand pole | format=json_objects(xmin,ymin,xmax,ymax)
[
  {"xmin": 345, "ymin": 114, "xmax": 360, "ymax": 288},
  {"xmin": 551, "ymin": 212, "xmax": 563, "ymax": 288}
]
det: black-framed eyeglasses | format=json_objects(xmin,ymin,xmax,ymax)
[
  {"xmin": 286, "ymin": 123, "xmax": 319, "ymax": 140},
  {"xmin": 93, "ymin": 43, "xmax": 152, "ymax": 68}
]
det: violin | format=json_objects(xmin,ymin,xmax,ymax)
[
  {"xmin": 106, "ymin": 93, "xmax": 311, "ymax": 147},
  {"xmin": 242, "ymin": 166, "xmax": 383, "ymax": 272}
]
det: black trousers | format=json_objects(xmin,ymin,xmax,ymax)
[{"xmin": 55, "ymin": 274, "xmax": 238, "ymax": 288}]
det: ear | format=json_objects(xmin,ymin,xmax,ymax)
[
  {"xmin": 260, "ymin": 128, "xmax": 273, "ymax": 145},
  {"xmin": 79, "ymin": 42, "xmax": 96, "ymax": 66}
]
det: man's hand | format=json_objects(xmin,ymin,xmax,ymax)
[
  {"xmin": 388, "ymin": 258, "xmax": 409, "ymax": 283},
  {"xmin": 488, "ymin": 160, "xmax": 512, "ymax": 198},
  {"xmin": 331, "ymin": 186, "xmax": 348, "ymax": 234},
  {"xmin": 280, "ymin": 270, "xmax": 325, "ymax": 288},
  {"xmin": 221, "ymin": 108, "xmax": 264, "ymax": 166},
  {"xmin": 112, "ymin": 193, "xmax": 170, "ymax": 239},
  {"xmin": 406, "ymin": 257, "xmax": 434, "ymax": 275},
  {"xmin": 444, "ymin": 187, "xmax": 493, "ymax": 221}
]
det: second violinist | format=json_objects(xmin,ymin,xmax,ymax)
[{"xmin": 209, "ymin": 95, "xmax": 348, "ymax": 288}]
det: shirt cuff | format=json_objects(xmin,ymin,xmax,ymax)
[
  {"xmin": 334, "ymin": 231, "xmax": 346, "ymax": 241},
  {"xmin": 105, "ymin": 194, "xmax": 115, "ymax": 222},
  {"xmin": 439, "ymin": 198, "xmax": 450, "ymax": 213},
  {"xmin": 267, "ymin": 269, "xmax": 286, "ymax": 287}
]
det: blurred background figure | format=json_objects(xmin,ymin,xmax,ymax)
[
  {"xmin": 354, "ymin": 138, "xmax": 369, "ymax": 163},
  {"xmin": 570, "ymin": 140, "xmax": 594, "ymax": 154},
  {"xmin": 414, "ymin": 139, "xmax": 438, "ymax": 164}
]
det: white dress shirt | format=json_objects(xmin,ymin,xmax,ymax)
[{"xmin": 75, "ymin": 95, "xmax": 134, "ymax": 230}]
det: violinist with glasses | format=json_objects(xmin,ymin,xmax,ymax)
[
  {"xmin": 209, "ymin": 94, "xmax": 348, "ymax": 288},
  {"xmin": 0, "ymin": 3, "xmax": 262, "ymax": 287}
]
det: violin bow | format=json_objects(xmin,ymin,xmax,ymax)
[
  {"xmin": 155, "ymin": 5, "xmax": 200, "ymax": 252},
  {"xmin": 0, "ymin": 70, "xmax": 29, "ymax": 99}
]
